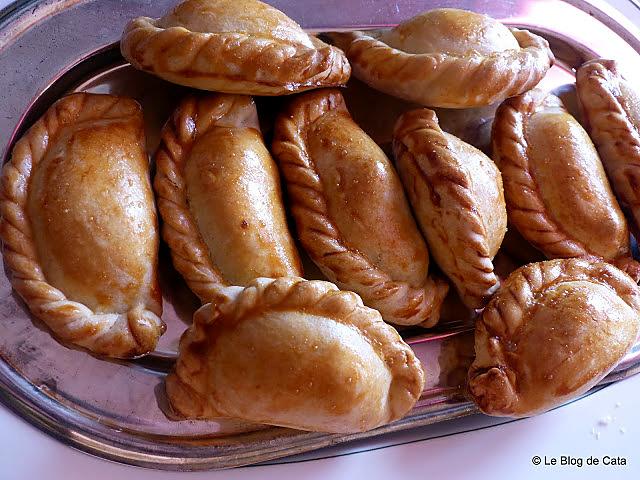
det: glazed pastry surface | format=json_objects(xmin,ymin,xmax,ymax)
[
  {"xmin": 166, "ymin": 277, "xmax": 425, "ymax": 433},
  {"xmin": 272, "ymin": 89, "xmax": 448, "ymax": 327},
  {"xmin": 121, "ymin": 0, "xmax": 350, "ymax": 95},
  {"xmin": 393, "ymin": 108, "xmax": 507, "ymax": 309},
  {"xmin": 577, "ymin": 58, "xmax": 640, "ymax": 238},
  {"xmin": 468, "ymin": 259, "xmax": 640, "ymax": 416},
  {"xmin": 329, "ymin": 8, "xmax": 554, "ymax": 108},
  {"xmin": 492, "ymin": 89, "xmax": 639, "ymax": 279},
  {"xmin": 154, "ymin": 93, "xmax": 301, "ymax": 302},
  {"xmin": 0, "ymin": 93, "xmax": 164, "ymax": 357}
]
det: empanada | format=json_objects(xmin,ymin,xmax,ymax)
[
  {"xmin": 121, "ymin": 0, "xmax": 350, "ymax": 96},
  {"xmin": 577, "ymin": 59, "xmax": 640, "ymax": 237},
  {"xmin": 154, "ymin": 93, "xmax": 302, "ymax": 302},
  {"xmin": 272, "ymin": 89, "xmax": 448, "ymax": 327},
  {"xmin": 492, "ymin": 89, "xmax": 640, "ymax": 279},
  {"xmin": 0, "ymin": 93, "xmax": 164, "ymax": 358},
  {"xmin": 468, "ymin": 259, "xmax": 640, "ymax": 417},
  {"xmin": 329, "ymin": 8, "xmax": 554, "ymax": 108},
  {"xmin": 166, "ymin": 276, "xmax": 425, "ymax": 433},
  {"xmin": 393, "ymin": 109, "xmax": 507, "ymax": 309}
]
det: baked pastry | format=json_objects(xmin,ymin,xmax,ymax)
[
  {"xmin": 328, "ymin": 8, "xmax": 554, "ymax": 108},
  {"xmin": 154, "ymin": 93, "xmax": 302, "ymax": 303},
  {"xmin": 433, "ymin": 103, "xmax": 500, "ymax": 154},
  {"xmin": 121, "ymin": 0, "xmax": 350, "ymax": 96},
  {"xmin": 166, "ymin": 276, "xmax": 425, "ymax": 433},
  {"xmin": 272, "ymin": 89, "xmax": 448, "ymax": 327},
  {"xmin": 0, "ymin": 93, "xmax": 164, "ymax": 358},
  {"xmin": 469, "ymin": 259, "xmax": 640, "ymax": 416},
  {"xmin": 393, "ymin": 109, "xmax": 507, "ymax": 309},
  {"xmin": 577, "ymin": 59, "xmax": 640, "ymax": 237},
  {"xmin": 492, "ymin": 89, "xmax": 640, "ymax": 280}
]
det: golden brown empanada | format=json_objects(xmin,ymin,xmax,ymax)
[
  {"xmin": 121, "ymin": 0, "xmax": 350, "ymax": 96},
  {"xmin": 154, "ymin": 93, "xmax": 302, "ymax": 302},
  {"xmin": 468, "ymin": 259, "xmax": 640, "ymax": 417},
  {"xmin": 0, "ymin": 93, "xmax": 164, "ymax": 358},
  {"xmin": 577, "ymin": 59, "xmax": 640, "ymax": 237},
  {"xmin": 329, "ymin": 8, "xmax": 553, "ymax": 108},
  {"xmin": 166, "ymin": 276, "xmax": 425, "ymax": 433},
  {"xmin": 272, "ymin": 89, "xmax": 448, "ymax": 327},
  {"xmin": 492, "ymin": 89, "xmax": 640, "ymax": 279},
  {"xmin": 393, "ymin": 109, "xmax": 507, "ymax": 309}
]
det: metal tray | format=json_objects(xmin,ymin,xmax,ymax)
[{"xmin": 1, "ymin": 0, "xmax": 640, "ymax": 471}]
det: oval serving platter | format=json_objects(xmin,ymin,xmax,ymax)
[{"xmin": 1, "ymin": 0, "xmax": 640, "ymax": 471}]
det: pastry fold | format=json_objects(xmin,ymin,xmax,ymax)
[
  {"xmin": 492, "ymin": 89, "xmax": 640, "ymax": 280},
  {"xmin": 0, "ymin": 93, "xmax": 164, "ymax": 358},
  {"xmin": 393, "ymin": 109, "xmax": 507, "ymax": 309},
  {"xmin": 166, "ymin": 276, "xmax": 425, "ymax": 433},
  {"xmin": 154, "ymin": 93, "xmax": 302, "ymax": 302},
  {"xmin": 272, "ymin": 89, "xmax": 448, "ymax": 327},
  {"xmin": 577, "ymin": 58, "xmax": 640, "ymax": 238},
  {"xmin": 329, "ymin": 8, "xmax": 553, "ymax": 108},
  {"xmin": 121, "ymin": 0, "xmax": 350, "ymax": 96},
  {"xmin": 469, "ymin": 259, "xmax": 640, "ymax": 417}
]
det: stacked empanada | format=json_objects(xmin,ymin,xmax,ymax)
[{"xmin": 1, "ymin": 0, "xmax": 639, "ymax": 439}]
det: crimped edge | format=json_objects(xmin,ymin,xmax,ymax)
[
  {"xmin": 328, "ymin": 28, "xmax": 554, "ymax": 108},
  {"xmin": 153, "ymin": 93, "xmax": 254, "ymax": 304},
  {"xmin": 393, "ymin": 108, "xmax": 501, "ymax": 309},
  {"xmin": 468, "ymin": 258, "xmax": 640, "ymax": 416},
  {"xmin": 271, "ymin": 88, "xmax": 448, "ymax": 327},
  {"xmin": 166, "ymin": 276, "xmax": 425, "ymax": 431},
  {"xmin": 577, "ymin": 58, "xmax": 640, "ymax": 239},
  {"xmin": 493, "ymin": 88, "xmax": 640, "ymax": 280},
  {"xmin": 0, "ymin": 92, "xmax": 165, "ymax": 358},
  {"xmin": 121, "ymin": 17, "xmax": 351, "ymax": 95}
]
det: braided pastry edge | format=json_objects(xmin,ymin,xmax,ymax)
[
  {"xmin": 0, "ymin": 93, "xmax": 164, "ymax": 358},
  {"xmin": 166, "ymin": 276, "xmax": 425, "ymax": 430},
  {"xmin": 121, "ymin": 17, "xmax": 351, "ymax": 96},
  {"xmin": 272, "ymin": 89, "xmax": 448, "ymax": 327},
  {"xmin": 393, "ymin": 108, "xmax": 503, "ymax": 309}
]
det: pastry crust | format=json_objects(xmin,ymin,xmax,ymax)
[
  {"xmin": 393, "ymin": 108, "xmax": 507, "ymax": 309},
  {"xmin": 272, "ymin": 89, "xmax": 448, "ymax": 327},
  {"xmin": 121, "ymin": 0, "xmax": 350, "ymax": 96},
  {"xmin": 492, "ymin": 89, "xmax": 640, "ymax": 280},
  {"xmin": 0, "ymin": 93, "xmax": 164, "ymax": 358},
  {"xmin": 328, "ymin": 9, "xmax": 553, "ymax": 108},
  {"xmin": 468, "ymin": 259, "xmax": 640, "ymax": 417},
  {"xmin": 166, "ymin": 276, "xmax": 425, "ymax": 433},
  {"xmin": 154, "ymin": 93, "xmax": 302, "ymax": 303},
  {"xmin": 577, "ymin": 58, "xmax": 640, "ymax": 238}
]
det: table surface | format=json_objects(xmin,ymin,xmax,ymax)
[{"xmin": 1, "ymin": 1, "xmax": 640, "ymax": 479}]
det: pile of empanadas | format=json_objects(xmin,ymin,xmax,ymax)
[{"xmin": 1, "ymin": 0, "xmax": 639, "ymax": 434}]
